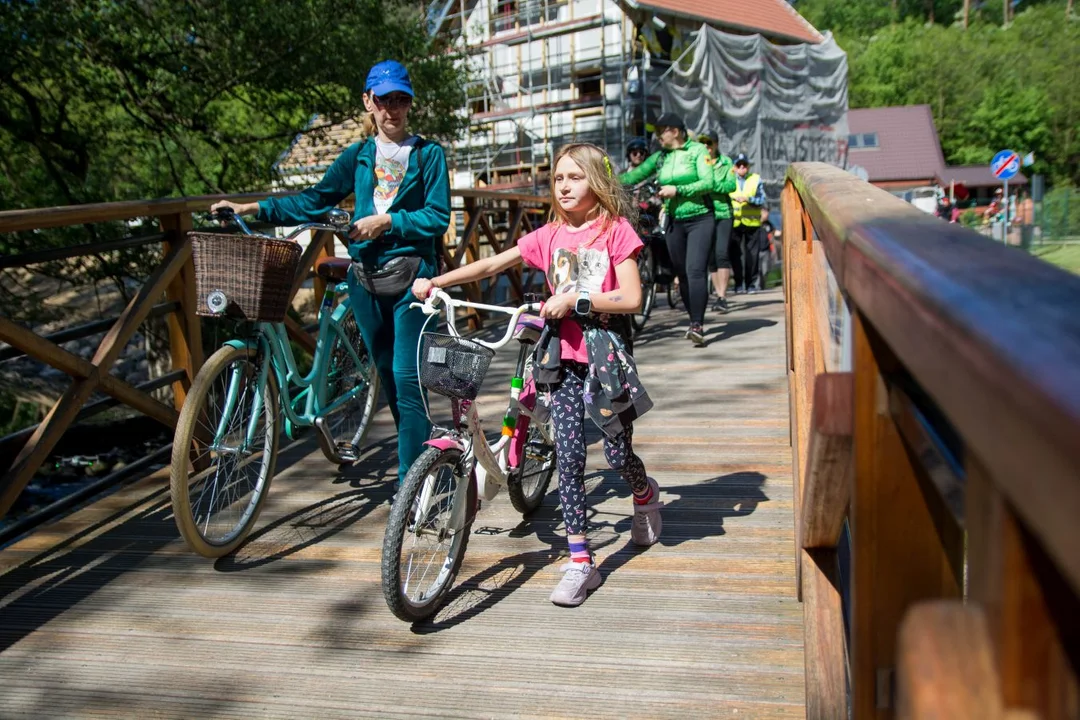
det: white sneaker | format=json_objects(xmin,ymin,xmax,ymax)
[
  {"xmin": 549, "ymin": 562, "xmax": 602, "ymax": 606},
  {"xmin": 631, "ymin": 477, "xmax": 664, "ymax": 546}
]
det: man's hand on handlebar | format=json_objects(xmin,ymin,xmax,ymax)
[{"xmin": 412, "ymin": 278, "xmax": 436, "ymax": 301}]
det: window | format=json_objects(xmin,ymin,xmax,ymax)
[
  {"xmin": 575, "ymin": 70, "xmax": 602, "ymax": 99},
  {"xmin": 849, "ymin": 132, "xmax": 879, "ymax": 149}
]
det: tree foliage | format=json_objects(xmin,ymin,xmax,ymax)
[
  {"xmin": 795, "ymin": 1, "xmax": 1079, "ymax": 186},
  {"xmin": 0, "ymin": 0, "xmax": 469, "ymax": 213}
]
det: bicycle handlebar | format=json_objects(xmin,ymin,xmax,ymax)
[
  {"xmin": 412, "ymin": 288, "xmax": 543, "ymax": 351},
  {"xmin": 210, "ymin": 207, "xmax": 352, "ymax": 244}
]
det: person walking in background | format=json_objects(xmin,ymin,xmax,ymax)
[
  {"xmin": 936, "ymin": 194, "xmax": 955, "ymax": 222},
  {"xmin": 698, "ymin": 132, "xmax": 737, "ymax": 313},
  {"xmin": 620, "ymin": 113, "xmax": 715, "ymax": 345},
  {"xmin": 758, "ymin": 207, "xmax": 776, "ymax": 289},
  {"xmin": 730, "ymin": 153, "xmax": 766, "ymax": 293},
  {"xmin": 211, "ymin": 60, "xmax": 450, "ymax": 487}
]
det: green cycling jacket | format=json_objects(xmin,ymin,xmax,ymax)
[
  {"xmin": 619, "ymin": 140, "xmax": 713, "ymax": 221},
  {"xmin": 710, "ymin": 154, "xmax": 737, "ymax": 220}
]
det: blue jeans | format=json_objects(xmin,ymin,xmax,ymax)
[{"xmin": 347, "ymin": 258, "xmax": 434, "ymax": 483}]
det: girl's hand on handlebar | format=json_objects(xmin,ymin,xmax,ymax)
[
  {"xmin": 412, "ymin": 278, "xmax": 436, "ymax": 300},
  {"xmin": 539, "ymin": 292, "xmax": 576, "ymax": 320},
  {"xmin": 350, "ymin": 214, "xmax": 392, "ymax": 240}
]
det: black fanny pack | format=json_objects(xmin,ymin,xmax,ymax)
[{"xmin": 351, "ymin": 256, "xmax": 422, "ymax": 297}]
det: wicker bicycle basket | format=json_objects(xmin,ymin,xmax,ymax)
[
  {"xmin": 189, "ymin": 232, "xmax": 303, "ymax": 322},
  {"xmin": 419, "ymin": 333, "xmax": 495, "ymax": 401}
]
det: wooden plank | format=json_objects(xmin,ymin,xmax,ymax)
[
  {"xmin": 91, "ymin": 240, "xmax": 191, "ymax": 372},
  {"xmin": 0, "ymin": 298, "xmax": 806, "ymax": 718},
  {"xmin": 895, "ymin": 602, "xmax": 1003, "ymax": 720},
  {"xmin": 801, "ymin": 372, "xmax": 853, "ymax": 549},
  {"xmin": 787, "ymin": 161, "xmax": 1080, "ymax": 597},
  {"xmin": 966, "ymin": 459, "xmax": 1080, "ymax": 720},
  {"xmin": 312, "ymin": 231, "xmax": 335, "ymax": 305},
  {"xmin": 0, "ymin": 316, "xmax": 97, "ymax": 380},
  {"xmin": 0, "ymin": 380, "xmax": 98, "ymax": 517},
  {"xmin": 802, "ymin": 548, "xmax": 847, "ymax": 720},
  {"xmin": 287, "ymin": 230, "xmax": 330, "ymax": 303},
  {"xmin": 851, "ymin": 312, "xmax": 963, "ymax": 720},
  {"xmin": 453, "ymin": 197, "xmax": 482, "ymax": 266},
  {"xmin": 96, "ymin": 374, "xmax": 179, "ymax": 430},
  {"xmin": 160, "ymin": 213, "xmax": 201, "ymax": 409}
]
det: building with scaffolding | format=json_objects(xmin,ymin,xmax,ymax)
[
  {"xmin": 434, "ymin": 0, "xmax": 822, "ymax": 192},
  {"xmin": 272, "ymin": 0, "xmax": 823, "ymax": 194}
]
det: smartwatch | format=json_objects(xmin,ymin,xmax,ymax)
[{"xmin": 575, "ymin": 290, "xmax": 592, "ymax": 315}]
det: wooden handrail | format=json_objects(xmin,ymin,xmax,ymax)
[{"xmin": 784, "ymin": 162, "xmax": 1080, "ymax": 720}]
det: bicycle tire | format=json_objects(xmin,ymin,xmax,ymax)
[
  {"xmin": 322, "ymin": 312, "xmax": 380, "ymax": 462},
  {"xmin": 381, "ymin": 446, "xmax": 475, "ymax": 622},
  {"xmin": 667, "ymin": 281, "xmax": 682, "ymax": 310},
  {"xmin": 630, "ymin": 244, "xmax": 656, "ymax": 335},
  {"xmin": 506, "ymin": 417, "xmax": 556, "ymax": 515},
  {"xmin": 170, "ymin": 344, "xmax": 280, "ymax": 558}
]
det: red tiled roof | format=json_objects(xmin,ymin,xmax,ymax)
[
  {"xmin": 847, "ymin": 105, "xmax": 946, "ymax": 184},
  {"xmin": 622, "ymin": 0, "xmax": 823, "ymax": 44},
  {"xmin": 937, "ymin": 164, "xmax": 1028, "ymax": 188}
]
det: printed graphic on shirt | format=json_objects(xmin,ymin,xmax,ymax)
[
  {"xmin": 549, "ymin": 246, "xmax": 609, "ymax": 296},
  {"xmin": 374, "ymin": 156, "xmax": 407, "ymax": 213}
]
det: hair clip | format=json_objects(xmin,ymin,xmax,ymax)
[{"xmin": 603, "ymin": 156, "xmax": 613, "ymax": 178}]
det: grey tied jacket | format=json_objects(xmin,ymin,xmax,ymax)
[{"xmin": 532, "ymin": 315, "xmax": 653, "ymax": 436}]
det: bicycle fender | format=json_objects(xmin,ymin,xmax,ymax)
[
  {"xmin": 425, "ymin": 437, "xmax": 465, "ymax": 452},
  {"xmin": 223, "ymin": 338, "xmax": 259, "ymax": 352},
  {"xmin": 507, "ymin": 375, "xmax": 537, "ymax": 469}
]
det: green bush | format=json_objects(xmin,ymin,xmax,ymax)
[{"xmin": 1040, "ymin": 186, "xmax": 1080, "ymax": 241}]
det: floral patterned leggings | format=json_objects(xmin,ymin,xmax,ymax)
[{"xmin": 547, "ymin": 362, "xmax": 649, "ymax": 536}]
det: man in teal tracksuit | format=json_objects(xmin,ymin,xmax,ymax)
[{"xmin": 215, "ymin": 60, "xmax": 450, "ymax": 485}]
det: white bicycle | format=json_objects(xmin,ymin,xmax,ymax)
[{"xmin": 380, "ymin": 289, "xmax": 557, "ymax": 622}]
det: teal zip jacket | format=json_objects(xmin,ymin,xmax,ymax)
[
  {"xmin": 258, "ymin": 136, "xmax": 451, "ymax": 267},
  {"xmin": 710, "ymin": 153, "xmax": 737, "ymax": 220},
  {"xmin": 619, "ymin": 140, "xmax": 713, "ymax": 221}
]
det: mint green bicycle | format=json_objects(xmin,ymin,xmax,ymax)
[{"xmin": 169, "ymin": 209, "xmax": 379, "ymax": 558}]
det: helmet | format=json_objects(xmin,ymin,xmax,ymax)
[{"xmin": 626, "ymin": 138, "xmax": 649, "ymax": 160}]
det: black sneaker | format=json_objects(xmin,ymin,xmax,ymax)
[
  {"xmin": 688, "ymin": 324, "xmax": 705, "ymax": 346},
  {"xmin": 712, "ymin": 297, "xmax": 729, "ymax": 313}
]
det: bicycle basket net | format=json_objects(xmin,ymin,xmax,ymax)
[{"xmin": 419, "ymin": 333, "xmax": 495, "ymax": 401}]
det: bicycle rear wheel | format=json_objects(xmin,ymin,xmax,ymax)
[
  {"xmin": 322, "ymin": 312, "xmax": 379, "ymax": 463},
  {"xmin": 630, "ymin": 244, "xmax": 656, "ymax": 335},
  {"xmin": 170, "ymin": 344, "xmax": 280, "ymax": 558},
  {"xmin": 507, "ymin": 417, "xmax": 556, "ymax": 515},
  {"xmin": 381, "ymin": 446, "xmax": 476, "ymax": 622}
]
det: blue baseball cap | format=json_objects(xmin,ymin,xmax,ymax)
[{"xmin": 365, "ymin": 60, "xmax": 414, "ymax": 97}]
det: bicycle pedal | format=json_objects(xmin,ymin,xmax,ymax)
[{"xmin": 335, "ymin": 442, "xmax": 359, "ymax": 462}]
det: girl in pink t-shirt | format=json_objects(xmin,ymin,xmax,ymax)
[{"xmin": 413, "ymin": 143, "xmax": 663, "ymax": 607}]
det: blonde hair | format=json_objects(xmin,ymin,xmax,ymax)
[
  {"xmin": 361, "ymin": 112, "xmax": 377, "ymax": 138},
  {"xmin": 549, "ymin": 143, "xmax": 638, "ymax": 238}
]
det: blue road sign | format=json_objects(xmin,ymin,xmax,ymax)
[{"xmin": 991, "ymin": 149, "xmax": 1020, "ymax": 180}]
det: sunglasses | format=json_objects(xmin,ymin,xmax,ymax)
[{"xmin": 373, "ymin": 94, "xmax": 413, "ymax": 111}]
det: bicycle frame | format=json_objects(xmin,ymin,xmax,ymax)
[{"xmin": 210, "ymin": 279, "xmax": 372, "ymax": 452}]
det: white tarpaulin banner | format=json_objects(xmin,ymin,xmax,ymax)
[{"xmin": 660, "ymin": 25, "xmax": 849, "ymax": 189}]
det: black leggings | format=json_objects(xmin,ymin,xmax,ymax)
[
  {"xmin": 666, "ymin": 214, "xmax": 715, "ymax": 325},
  {"xmin": 548, "ymin": 363, "xmax": 648, "ymax": 536},
  {"xmin": 709, "ymin": 217, "xmax": 734, "ymax": 272}
]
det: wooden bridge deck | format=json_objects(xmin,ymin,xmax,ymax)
[{"xmin": 0, "ymin": 289, "xmax": 803, "ymax": 719}]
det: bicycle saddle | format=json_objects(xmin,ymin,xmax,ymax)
[{"xmin": 315, "ymin": 257, "xmax": 352, "ymax": 282}]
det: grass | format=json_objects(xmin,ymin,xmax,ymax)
[{"xmin": 1031, "ymin": 243, "xmax": 1080, "ymax": 275}]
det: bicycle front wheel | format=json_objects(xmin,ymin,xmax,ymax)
[
  {"xmin": 381, "ymin": 447, "xmax": 475, "ymax": 622},
  {"xmin": 323, "ymin": 312, "xmax": 380, "ymax": 462},
  {"xmin": 507, "ymin": 417, "xmax": 556, "ymax": 515},
  {"xmin": 170, "ymin": 344, "xmax": 280, "ymax": 558}
]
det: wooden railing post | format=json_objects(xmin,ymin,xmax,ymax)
[
  {"xmin": 967, "ymin": 459, "xmax": 1080, "ymax": 719},
  {"xmin": 851, "ymin": 313, "xmax": 963, "ymax": 719},
  {"xmin": 161, "ymin": 212, "xmax": 203, "ymax": 409},
  {"xmin": 313, "ymin": 230, "xmax": 335, "ymax": 303}
]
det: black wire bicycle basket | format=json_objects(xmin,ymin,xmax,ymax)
[{"xmin": 419, "ymin": 333, "xmax": 495, "ymax": 401}]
